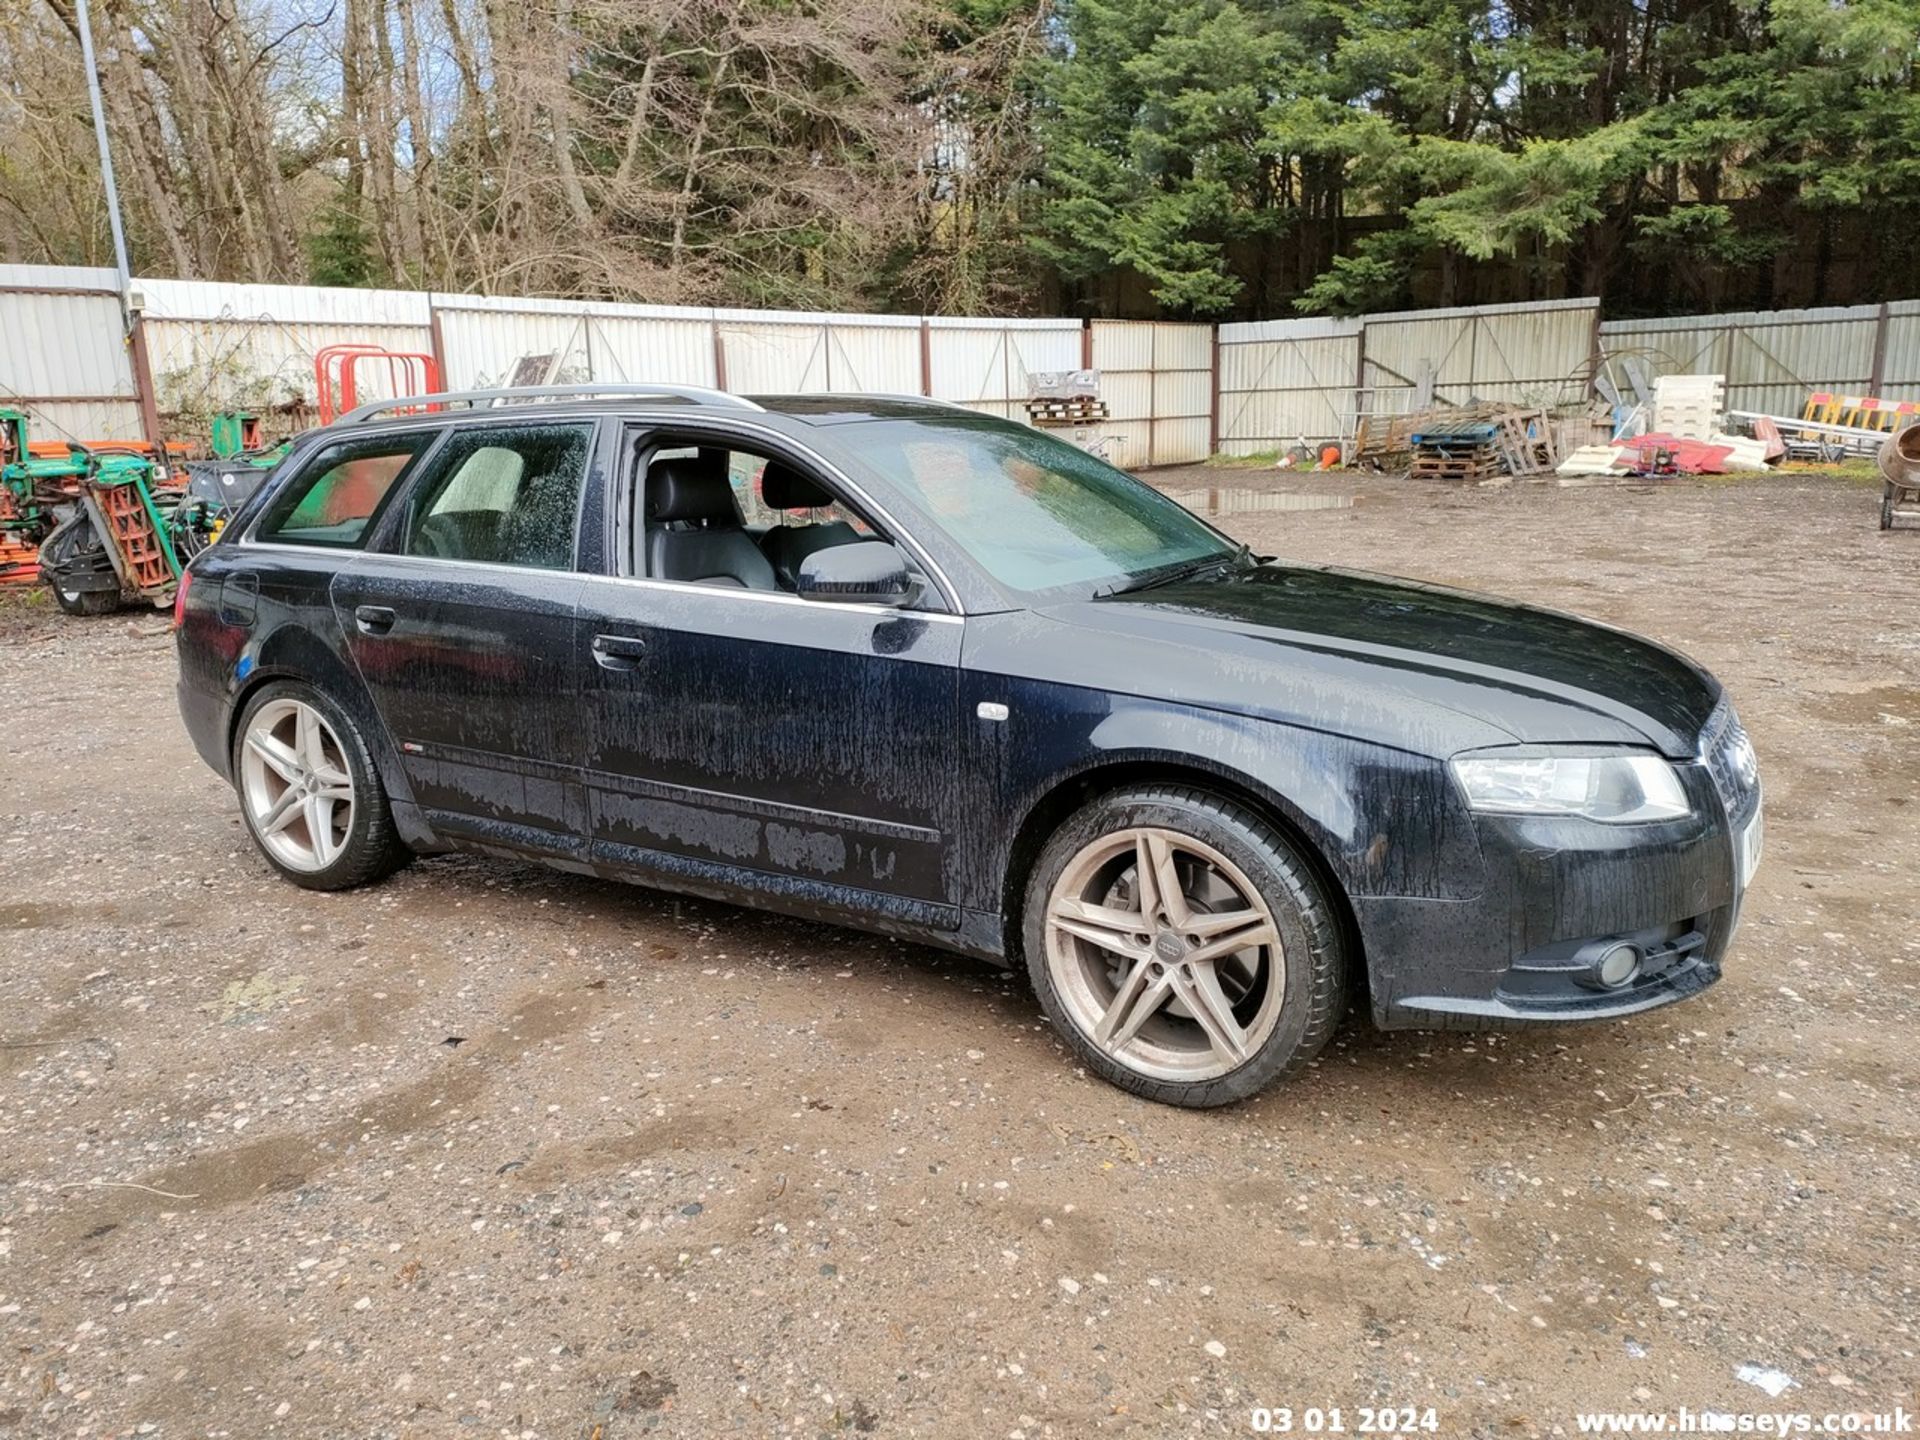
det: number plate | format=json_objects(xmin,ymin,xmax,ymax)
[{"xmin": 1736, "ymin": 802, "xmax": 1764, "ymax": 890}]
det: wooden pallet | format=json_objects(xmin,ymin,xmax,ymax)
[
  {"xmin": 1027, "ymin": 397, "xmax": 1109, "ymax": 424},
  {"xmin": 1491, "ymin": 409, "xmax": 1558, "ymax": 476},
  {"xmin": 1410, "ymin": 442, "xmax": 1503, "ymax": 482}
]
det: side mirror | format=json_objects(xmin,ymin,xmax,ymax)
[{"xmin": 795, "ymin": 540, "xmax": 914, "ymax": 607}]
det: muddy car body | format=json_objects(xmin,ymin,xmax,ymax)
[{"xmin": 175, "ymin": 386, "xmax": 1763, "ymax": 1106}]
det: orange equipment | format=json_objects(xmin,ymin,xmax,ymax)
[{"xmin": 315, "ymin": 344, "xmax": 444, "ymax": 424}]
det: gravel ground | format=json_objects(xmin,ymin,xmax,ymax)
[{"xmin": 2, "ymin": 467, "xmax": 1916, "ymax": 1439}]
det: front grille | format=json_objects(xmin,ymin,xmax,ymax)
[{"xmin": 1700, "ymin": 699, "xmax": 1760, "ymax": 823}]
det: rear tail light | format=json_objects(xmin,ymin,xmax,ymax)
[{"xmin": 172, "ymin": 568, "xmax": 193, "ymax": 629}]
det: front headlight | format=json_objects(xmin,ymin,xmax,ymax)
[{"xmin": 1450, "ymin": 750, "xmax": 1691, "ymax": 823}]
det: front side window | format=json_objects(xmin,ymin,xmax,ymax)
[
  {"xmin": 400, "ymin": 423, "xmax": 593, "ymax": 570},
  {"xmin": 256, "ymin": 434, "xmax": 434, "ymax": 547},
  {"xmin": 844, "ymin": 418, "xmax": 1235, "ymax": 598}
]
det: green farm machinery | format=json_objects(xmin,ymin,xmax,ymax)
[
  {"xmin": 2, "ymin": 344, "xmax": 434, "ymax": 615},
  {"xmin": 0, "ymin": 407, "xmax": 277, "ymax": 615}
]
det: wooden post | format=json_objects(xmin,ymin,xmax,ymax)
[
  {"xmin": 1870, "ymin": 301, "xmax": 1891, "ymax": 396},
  {"xmin": 428, "ymin": 304, "xmax": 450, "ymax": 391},
  {"xmin": 918, "ymin": 318, "xmax": 933, "ymax": 396},
  {"xmin": 1080, "ymin": 318, "xmax": 1094, "ymax": 370},
  {"xmin": 711, "ymin": 320, "xmax": 728, "ymax": 391},
  {"xmin": 1352, "ymin": 320, "xmax": 1370, "ymax": 447},
  {"xmin": 1587, "ymin": 301, "xmax": 1605, "ymax": 402},
  {"xmin": 1209, "ymin": 323, "xmax": 1221, "ymax": 456},
  {"xmin": 126, "ymin": 310, "xmax": 164, "ymax": 454}
]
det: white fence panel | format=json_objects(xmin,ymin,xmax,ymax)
[
  {"xmin": 1216, "ymin": 317, "xmax": 1361, "ymax": 452},
  {"xmin": 1365, "ymin": 298, "xmax": 1594, "ymax": 413},
  {"xmin": 715, "ymin": 322, "xmax": 825, "ymax": 392},
  {"xmin": 577, "ymin": 314, "xmax": 716, "ymax": 386},
  {"xmin": 714, "ymin": 313, "xmax": 920, "ymax": 394},
  {"xmin": 1601, "ymin": 304, "xmax": 1883, "ymax": 418},
  {"xmin": 0, "ymin": 265, "xmax": 141, "ymax": 441},
  {"xmin": 1091, "ymin": 320, "xmax": 1211, "ymax": 467},
  {"xmin": 927, "ymin": 319, "xmax": 1082, "ymax": 418},
  {"xmin": 1091, "ymin": 321, "xmax": 1153, "ymax": 466},
  {"xmin": 139, "ymin": 278, "xmax": 433, "ymax": 415},
  {"xmin": 1149, "ymin": 323, "xmax": 1212, "ymax": 466},
  {"xmin": 1882, "ymin": 300, "xmax": 1920, "ymax": 397},
  {"xmin": 431, "ymin": 296, "xmax": 718, "ymax": 390}
]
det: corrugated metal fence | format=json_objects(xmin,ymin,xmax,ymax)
[
  {"xmin": 1217, "ymin": 299, "xmax": 1599, "ymax": 456},
  {"xmin": 1597, "ymin": 303, "xmax": 1902, "ymax": 419},
  {"xmin": 0, "ymin": 267, "xmax": 1138, "ymax": 454},
  {"xmin": 11, "ymin": 265, "xmax": 1920, "ymax": 465},
  {"xmin": 0, "ymin": 265, "xmax": 144, "ymax": 441}
]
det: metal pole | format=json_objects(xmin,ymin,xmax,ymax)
[{"xmin": 74, "ymin": 0, "xmax": 133, "ymax": 321}]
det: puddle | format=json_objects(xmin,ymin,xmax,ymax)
[
  {"xmin": 0, "ymin": 901, "xmax": 74, "ymax": 930},
  {"xmin": 1157, "ymin": 486, "xmax": 1357, "ymax": 516}
]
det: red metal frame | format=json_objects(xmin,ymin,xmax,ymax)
[{"xmin": 315, "ymin": 344, "xmax": 444, "ymax": 424}]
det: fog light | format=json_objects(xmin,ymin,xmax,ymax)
[{"xmin": 1591, "ymin": 942, "xmax": 1641, "ymax": 989}]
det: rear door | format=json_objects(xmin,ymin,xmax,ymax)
[
  {"xmin": 331, "ymin": 419, "xmax": 598, "ymax": 850},
  {"xmin": 576, "ymin": 424, "xmax": 965, "ymax": 925}
]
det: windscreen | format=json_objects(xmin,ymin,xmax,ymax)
[{"xmin": 845, "ymin": 418, "xmax": 1234, "ymax": 599}]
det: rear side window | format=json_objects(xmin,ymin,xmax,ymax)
[
  {"xmin": 256, "ymin": 434, "xmax": 434, "ymax": 548},
  {"xmin": 399, "ymin": 423, "xmax": 593, "ymax": 570}
]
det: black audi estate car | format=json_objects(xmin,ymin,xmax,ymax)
[{"xmin": 174, "ymin": 385, "xmax": 1762, "ymax": 1107}]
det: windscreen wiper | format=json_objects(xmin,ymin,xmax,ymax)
[{"xmin": 1096, "ymin": 545, "xmax": 1257, "ymax": 598}]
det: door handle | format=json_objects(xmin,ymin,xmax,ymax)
[
  {"xmin": 354, "ymin": 604, "xmax": 396, "ymax": 635},
  {"xmin": 591, "ymin": 632, "xmax": 648, "ymax": 670}
]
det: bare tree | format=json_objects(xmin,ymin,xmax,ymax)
[{"xmin": 0, "ymin": 0, "xmax": 1052, "ymax": 313}]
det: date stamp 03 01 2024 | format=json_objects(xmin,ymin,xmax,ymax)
[{"xmin": 1249, "ymin": 1408, "xmax": 1441, "ymax": 1435}]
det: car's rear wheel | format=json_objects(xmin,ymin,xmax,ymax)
[
  {"xmin": 1023, "ymin": 786, "xmax": 1347, "ymax": 1107},
  {"xmin": 233, "ymin": 681, "xmax": 411, "ymax": 891}
]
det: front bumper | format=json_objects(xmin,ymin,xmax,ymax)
[{"xmin": 1359, "ymin": 749, "xmax": 1760, "ymax": 1030}]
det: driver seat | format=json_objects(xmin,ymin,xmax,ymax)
[{"xmin": 645, "ymin": 455, "xmax": 777, "ymax": 590}]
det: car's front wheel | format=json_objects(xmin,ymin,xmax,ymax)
[
  {"xmin": 232, "ymin": 681, "xmax": 411, "ymax": 891},
  {"xmin": 1023, "ymin": 786, "xmax": 1347, "ymax": 1108}
]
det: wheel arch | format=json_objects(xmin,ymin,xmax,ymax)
[
  {"xmin": 999, "ymin": 753, "xmax": 1365, "ymax": 1003},
  {"xmin": 222, "ymin": 634, "xmax": 436, "ymax": 848}
]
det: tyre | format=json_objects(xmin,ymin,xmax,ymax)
[
  {"xmin": 1883, "ymin": 486, "xmax": 1895, "ymax": 531},
  {"xmin": 232, "ymin": 680, "xmax": 412, "ymax": 891},
  {"xmin": 49, "ymin": 581, "xmax": 119, "ymax": 616},
  {"xmin": 1022, "ymin": 786, "xmax": 1347, "ymax": 1108},
  {"xmin": 40, "ymin": 512, "xmax": 122, "ymax": 615}
]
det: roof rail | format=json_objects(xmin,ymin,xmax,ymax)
[
  {"xmin": 811, "ymin": 392, "xmax": 983, "ymax": 415},
  {"xmin": 338, "ymin": 383, "xmax": 765, "ymax": 425}
]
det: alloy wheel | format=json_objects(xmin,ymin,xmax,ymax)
[
  {"xmin": 239, "ymin": 697, "xmax": 356, "ymax": 873},
  {"xmin": 1042, "ymin": 826, "xmax": 1285, "ymax": 1082}
]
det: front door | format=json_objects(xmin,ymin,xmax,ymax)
[
  {"xmin": 331, "ymin": 419, "xmax": 598, "ymax": 849},
  {"xmin": 576, "ymin": 431, "xmax": 964, "ymax": 925}
]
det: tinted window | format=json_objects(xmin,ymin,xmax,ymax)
[
  {"xmin": 257, "ymin": 435, "xmax": 433, "ymax": 547},
  {"xmin": 847, "ymin": 419, "xmax": 1233, "ymax": 597},
  {"xmin": 401, "ymin": 423, "xmax": 593, "ymax": 570}
]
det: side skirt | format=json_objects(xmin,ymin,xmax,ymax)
[{"xmin": 419, "ymin": 807, "xmax": 1002, "ymax": 964}]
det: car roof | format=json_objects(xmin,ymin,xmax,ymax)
[{"xmin": 323, "ymin": 390, "xmax": 986, "ymax": 440}]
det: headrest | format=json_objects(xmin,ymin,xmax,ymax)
[
  {"xmin": 647, "ymin": 455, "xmax": 735, "ymax": 523},
  {"xmin": 759, "ymin": 460, "xmax": 833, "ymax": 511}
]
